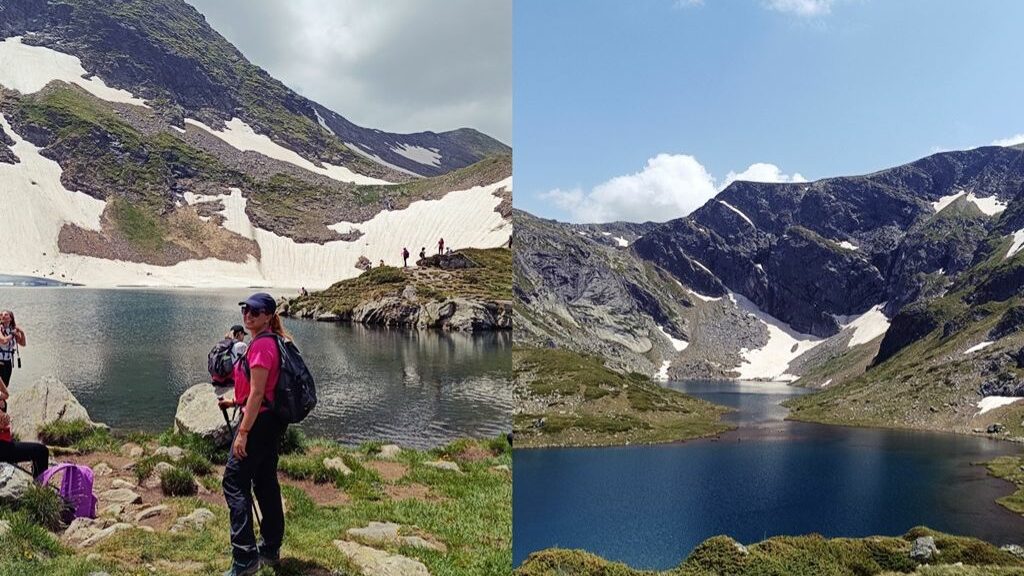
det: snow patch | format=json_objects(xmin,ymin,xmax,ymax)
[
  {"xmin": 345, "ymin": 141, "xmax": 423, "ymax": 177},
  {"xmin": 964, "ymin": 341, "xmax": 994, "ymax": 354},
  {"xmin": 614, "ymin": 236, "xmax": 629, "ymax": 247},
  {"xmin": 730, "ymin": 292, "xmax": 825, "ymax": 381},
  {"xmin": 690, "ymin": 258, "xmax": 714, "ymax": 276},
  {"xmin": 932, "ymin": 190, "xmax": 1007, "ymax": 216},
  {"xmin": 171, "ymin": 126, "xmax": 186, "ymax": 134},
  {"xmin": 601, "ymin": 231, "xmax": 611, "ymax": 236},
  {"xmin": 0, "ymin": 124, "xmax": 510, "ymax": 289},
  {"xmin": 821, "ymin": 379, "xmax": 832, "ymax": 388},
  {"xmin": 673, "ymin": 279, "xmax": 721, "ymax": 302},
  {"xmin": 390, "ymin": 143, "xmax": 442, "ymax": 167},
  {"xmin": 0, "ymin": 36, "xmax": 149, "ymax": 107},
  {"xmin": 313, "ymin": 109, "xmax": 335, "ymax": 135},
  {"xmin": 185, "ymin": 118, "xmax": 391, "ymax": 185},
  {"xmin": 837, "ymin": 240, "xmax": 858, "ymax": 251},
  {"xmin": 718, "ymin": 200, "xmax": 755, "ymax": 228},
  {"xmin": 977, "ymin": 396, "xmax": 1023, "ymax": 415},
  {"xmin": 835, "ymin": 304, "xmax": 890, "ymax": 348},
  {"xmin": 655, "ymin": 360, "xmax": 671, "ymax": 382},
  {"xmin": 657, "ymin": 325, "xmax": 689, "ymax": 352},
  {"xmin": 1005, "ymin": 229, "xmax": 1024, "ymax": 260}
]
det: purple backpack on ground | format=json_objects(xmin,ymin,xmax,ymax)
[{"xmin": 37, "ymin": 463, "xmax": 97, "ymax": 521}]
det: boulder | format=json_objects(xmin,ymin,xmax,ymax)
[
  {"xmin": 0, "ymin": 519, "xmax": 10, "ymax": 538},
  {"xmin": 987, "ymin": 423, "xmax": 1006, "ymax": 434},
  {"xmin": 333, "ymin": 540, "xmax": 430, "ymax": 576},
  {"xmin": 79, "ymin": 522, "xmax": 133, "ymax": 548},
  {"xmin": 93, "ymin": 462, "xmax": 113, "ymax": 477},
  {"xmin": 173, "ymin": 383, "xmax": 234, "ymax": 448},
  {"xmin": 100, "ymin": 489, "xmax": 142, "ymax": 505},
  {"xmin": 910, "ymin": 536, "xmax": 939, "ymax": 562},
  {"xmin": 423, "ymin": 461, "xmax": 461, "ymax": 473},
  {"xmin": 346, "ymin": 522, "xmax": 446, "ymax": 552},
  {"xmin": 378, "ymin": 445, "xmax": 402, "ymax": 460},
  {"xmin": 324, "ymin": 457, "xmax": 352, "ymax": 476},
  {"xmin": 0, "ymin": 462, "xmax": 34, "ymax": 504},
  {"xmin": 120, "ymin": 443, "xmax": 144, "ymax": 459},
  {"xmin": 1001, "ymin": 544, "xmax": 1024, "ymax": 559},
  {"xmin": 170, "ymin": 508, "xmax": 214, "ymax": 533},
  {"xmin": 134, "ymin": 505, "xmax": 167, "ymax": 522},
  {"xmin": 7, "ymin": 376, "xmax": 106, "ymax": 442}
]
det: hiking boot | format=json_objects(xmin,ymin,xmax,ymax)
[
  {"xmin": 257, "ymin": 542, "xmax": 280, "ymax": 566},
  {"xmin": 222, "ymin": 558, "xmax": 261, "ymax": 576}
]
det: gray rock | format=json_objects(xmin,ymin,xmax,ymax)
[
  {"xmin": 324, "ymin": 457, "xmax": 352, "ymax": 476},
  {"xmin": 100, "ymin": 489, "xmax": 142, "ymax": 505},
  {"xmin": 910, "ymin": 536, "xmax": 939, "ymax": 562},
  {"xmin": 1001, "ymin": 544, "xmax": 1024, "ymax": 558},
  {"xmin": 110, "ymin": 478, "xmax": 137, "ymax": 490},
  {"xmin": 93, "ymin": 462, "xmax": 113, "ymax": 476},
  {"xmin": 0, "ymin": 462, "xmax": 34, "ymax": 504},
  {"xmin": 423, "ymin": 461, "xmax": 461, "ymax": 473},
  {"xmin": 7, "ymin": 376, "xmax": 106, "ymax": 442},
  {"xmin": 79, "ymin": 523, "xmax": 133, "ymax": 548},
  {"xmin": 333, "ymin": 540, "xmax": 430, "ymax": 576},
  {"xmin": 347, "ymin": 521, "xmax": 402, "ymax": 545},
  {"xmin": 170, "ymin": 508, "xmax": 214, "ymax": 533},
  {"xmin": 987, "ymin": 423, "xmax": 1006, "ymax": 434},
  {"xmin": 153, "ymin": 446, "xmax": 185, "ymax": 462},
  {"xmin": 378, "ymin": 445, "xmax": 401, "ymax": 460},
  {"xmin": 0, "ymin": 519, "xmax": 10, "ymax": 538},
  {"xmin": 153, "ymin": 462, "xmax": 176, "ymax": 476},
  {"xmin": 173, "ymin": 384, "xmax": 234, "ymax": 448},
  {"xmin": 134, "ymin": 505, "xmax": 168, "ymax": 523},
  {"xmin": 120, "ymin": 443, "xmax": 145, "ymax": 459}
]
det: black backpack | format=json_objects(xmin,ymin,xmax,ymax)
[
  {"xmin": 207, "ymin": 338, "xmax": 236, "ymax": 379},
  {"xmin": 244, "ymin": 333, "xmax": 317, "ymax": 424}
]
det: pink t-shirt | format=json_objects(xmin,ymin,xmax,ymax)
[{"xmin": 233, "ymin": 332, "xmax": 280, "ymax": 414}]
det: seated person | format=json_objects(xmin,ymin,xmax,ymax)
[{"xmin": 0, "ymin": 379, "xmax": 49, "ymax": 479}]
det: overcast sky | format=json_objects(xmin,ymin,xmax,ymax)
[{"xmin": 185, "ymin": 0, "xmax": 511, "ymax": 144}]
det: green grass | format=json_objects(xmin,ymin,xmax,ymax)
[
  {"xmin": 0, "ymin": 432, "xmax": 510, "ymax": 576},
  {"xmin": 516, "ymin": 528, "xmax": 1024, "ymax": 576},
  {"xmin": 514, "ymin": 347, "xmax": 732, "ymax": 448},
  {"xmin": 986, "ymin": 456, "xmax": 1024, "ymax": 516}
]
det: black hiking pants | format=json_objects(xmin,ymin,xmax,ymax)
[
  {"xmin": 0, "ymin": 440, "xmax": 49, "ymax": 478},
  {"xmin": 0, "ymin": 361, "xmax": 12, "ymax": 388},
  {"xmin": 222, "ymin": 411, "xmax": 285, "ymax": 564}
]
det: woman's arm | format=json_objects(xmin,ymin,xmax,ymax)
[
  {"xmin": 0, "ymin": 332, "xmax": 11, "ymax": 346},
  {"xmin": 231, "ymin": 367, "xmax": 268, "ymax": 459},
  {"xmin": 15, "ymin": 328, "xmax": 25, "ymax": 347},
  {"xmin": 0, "ymin": 376, "xmax": 8, "ymax": 401}
]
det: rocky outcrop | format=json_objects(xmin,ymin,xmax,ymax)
[
  {"xmin": 173, "ymin": 383, "xmax": 235, "ymax": 448},
  {"xmin": 7, "ymin": 375, "xmax": 106, "ymax": 442},
  {"xmin": 318, "ymin": 297, "xmax": 512, "ymax": 331},
  {"xmin": 0, "ymin": 462, "xmax": 35, "ymax": 503},
  {"xmin": 873, "ymin": 302, "xmax": 942, "ymax": 366},
  {"xmin": 990, "ymin": 306, "xmax": 1024, "ymax": 340},
  {"xmin": 333, "ymin": 540, "xmax": 431, "ymax": 576}
]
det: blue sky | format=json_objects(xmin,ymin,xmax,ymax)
[{"xmin": 514, "ymin": 0, "xmax": 1024, "ymax": 223}]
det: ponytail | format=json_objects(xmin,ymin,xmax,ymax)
[{"xmin": 270, "ymin": 313, "xmax": 292, "ymax": 341}]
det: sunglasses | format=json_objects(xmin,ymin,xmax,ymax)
[{"xmin": 241, "ymin": 305, "xmax": 267, "ymax": 316}]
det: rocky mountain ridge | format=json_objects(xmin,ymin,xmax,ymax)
[{"xmin": 515, "ymin": 144, "xmax": 1024, "ymax": 435}]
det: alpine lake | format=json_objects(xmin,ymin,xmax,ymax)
[
  {"xmin": 0, "ymin": 286, "xmax": 511, "ymax": 449},
  {"xmin": 513, "ymin": 380, "xmax": 1024, "ymax": 570}
]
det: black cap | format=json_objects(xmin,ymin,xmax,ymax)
[
  {"xmin": 230, "ymin": 324, "xmax": 246, "ymax": 335},
  {"xmin": 238, "ymin": 292, "xmax": 277, "ymax": 314}
]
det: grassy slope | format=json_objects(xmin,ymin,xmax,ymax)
[
  {"xmin": 987, "ymin": 456, "xmax": 1024, "ymax": 517},
  {"xmin": 517, "ymin": 528, "xmax": 1024, "ymax": 576},
  {"xmin": 513, "ymin": 347, "xmax": 732, "ymax": 448},
  {"xmin": 289, "ymin": 248, "xmax": 512, "ymax": 317},
  {"xmin": 0, "ymin": 426, "xmax": 511, "ymax": 576}
]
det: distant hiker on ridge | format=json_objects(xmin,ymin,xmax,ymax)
[
  {"xmin": 300, "ymin": 287, "xmax": 308, "ymax": 297},
  {"xmin": 438, "ymin": 237, "xmax": 445, "ymax": 255},
  {"xmin": 419, "ymin": 247, "xmax": 426, "ymax": 259},
  {"xmin": 379, "ymin": 259, "xmax": 385, "ymax": 268},
  {"xmin": 402, "ymin": 247, "xmax": 410, "ymax": 268}
]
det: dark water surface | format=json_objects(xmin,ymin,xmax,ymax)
[
  {"xmin": 513, "ymin": 380, "xmax": 1024, "ymax": 569},
  {"xmin": 0, "ymin": 287, "xmax": 511, "ymax": 448}
]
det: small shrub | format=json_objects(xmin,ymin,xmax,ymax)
[
  {"xmin": 487, "ymin": 434, "xmax": 511, "ymax": 456},
  {"xmin": 160, "ymin": 467, "xmax": 197, "ymax": 497},
  {"xmin": 36, "ymin": 420, "xmax": 94, "ymax": 447},
  {"xmin": 179, "ymin": 453, "xmax": 213, "ymax": 477},
  {"xmin": 279, "ymin": 427, "xmax": 308, "ymax": 455},
  {"xmin": 16, "ymin": 484, "xmax": 71, "ymax": 531},
  {"xmin": 359, "ymin": 441, "xmax": 383, "ymax": 456}
]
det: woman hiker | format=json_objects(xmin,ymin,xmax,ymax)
[
  {"xmin": 0, "ymin": 310, "xmax": 26, "ymax": 388},
  {"xmin": 217, "ymin": 293, "xmax": 288, "ymax": 576},
  {"xmin": 0, "ymin": 375, "xmax": 49, "ymax": 478}
]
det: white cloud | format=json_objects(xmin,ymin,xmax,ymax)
[
  {"xmin": 722, "ymin": 162, "xmax": 807, "ymax": 190},
  {"xmin": 543, "ymin": 154, "xmax": 804, "ymax": 224},
  {"xmin": 991, "ymin": 134, "xmax": 1024, "ymax": 147},
  {"xmin": 764, "ymin": 0, "xmax": 834, "ymax": 17},
  {"xmin": 185, "ymin": 0, "xmax": 511, "ymax": 143},
  {"xmin": 673, "ymin": 0, "xmax": 704, "ymax": 8}
]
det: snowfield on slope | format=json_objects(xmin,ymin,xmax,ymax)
[
  {"xmin": 931, "ymin": 190, "xmax": 1008, "ymax": 216},
  {"xmin": 0, "ymin": 114, "xmax": 510, "ymax": 288},
  {"xmin": 185, "ymin": 118, "xmax": 391, "ymax": 185},
  {"xmin": 0, "ymin": 36, "xmax": 149, "ymax": 107},
  {"xmin": 730, "ymin": 292, "xmax": 824, "ymax": 382}
]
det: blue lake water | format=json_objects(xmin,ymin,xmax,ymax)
[
  {"xmin": 0, "ymin": 287, "xmax": 511, "ymax": 448},
  {"xmin": 513, "ymin": 380, "xmax": 1024, "ymax": 570}
]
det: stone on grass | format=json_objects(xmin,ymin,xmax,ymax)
[
  {"xmin": 378, "ymin": 445, "xmax": 401, "ymax": 460},
  {"xmin": 93, "ymin": 462, "xmax": 113, "ymax": 476},
  {"xmin": 173, "ymin": 383, "xmax": 234, "ymax": 448},
  {"xmin": 1002, "ymin": 544, "xmax": 1024, "ymax": 559},
  {"xmin": 324, "ymin": 457, "xmax": 352, "ymax": 476},
  {"xmin": 120, "ymin": 443, "xmax": 144, "ymax": 459},
  {"xmin": 170, "ymin": 508, "xmax": 214, "ymax": 533},
  {"xmin": 0, "ymin": 519, "xmax": 10, "ymax": 538},
  {"xmin": 423, "ymin": 461, "xmax": 461, "ymax": 473},
  {"xmin": 135, "ymin": 505, "xmax": 168, "ymax": 522},
  {"xmin": 79, "ymin": 523, "xmax": 133, "ymax": 548},
  {"xmin": 153, "ymin": 446, "xmax": 185, "ymax": 462},
  {"xmin": 100, "ymin": 488, "xmax": 142, "ymax": 505},
  {"xmin": 911, "ymin": 536, "xmax": 939, "ymax": 562},
  {"xmin": 347, "ymin": 522, "xmax": 446, "ymax": 553},
  {"xmin": 334, "ymin": 540, "xmax": 430, "ymax": 576},
  {"xmin": 0, "ymin": 462, "xmax": 34, "ymax": 504},
  {"xmin": 6, "ymin": 376, "xmax": 106, "ymax": 442},
  {"xmin": 111, "ymin": 478, "xmax": 137, "ymax": 490}
]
